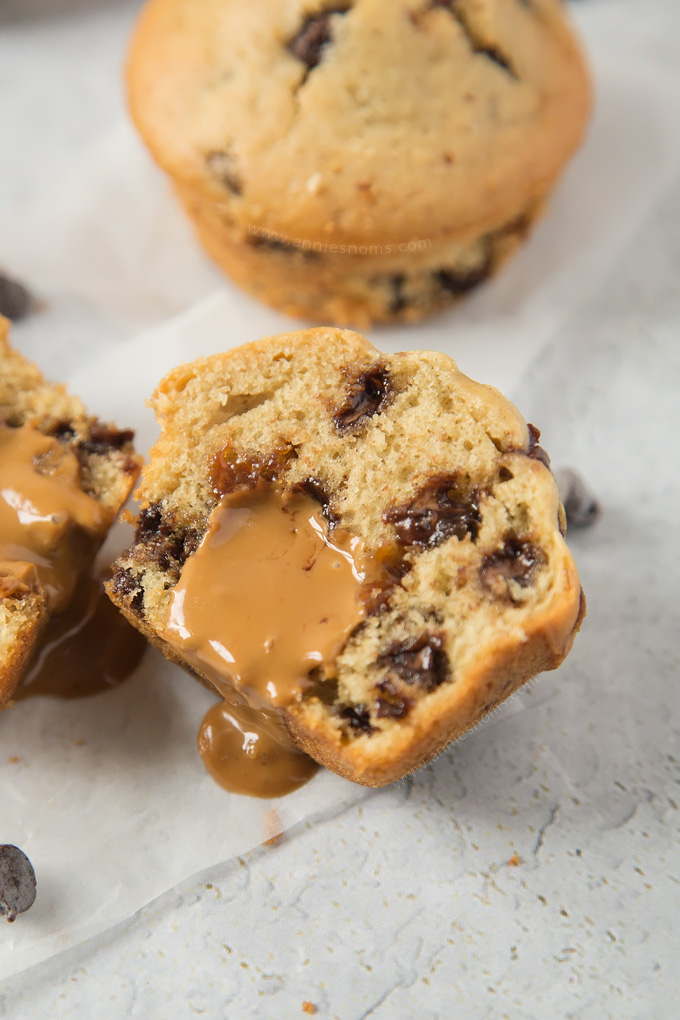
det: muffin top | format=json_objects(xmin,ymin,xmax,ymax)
[{"xmin": 127, "ymin": 0, "xmax": 590, "ymax": 246}]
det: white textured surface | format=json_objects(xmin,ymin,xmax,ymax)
[{"xmin": 1, "ymin": 1, "xmax": 680, "ymax": 1017}]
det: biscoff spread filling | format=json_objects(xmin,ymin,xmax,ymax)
[
  {"xmin": 0, "ymin": 424, "xmax": 113, "ymax": 611},
  {"xmin": 161, "ymin": 484, "xmax": 384, "ymax": 797}
]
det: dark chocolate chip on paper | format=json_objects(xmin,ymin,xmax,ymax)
[{"xmin": 0, "ymin": 845, "xmax": 37, "ymax": 922}]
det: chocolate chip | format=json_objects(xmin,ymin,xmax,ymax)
[
  {"xmin": 0, "ymin": 845, "xmax": 36, "ymax": 922},
  {"xmin": 0, "ymin": 272, "xmax": 34, "ymax": 321},
  {"xmin": 250, "ymin": 235, "xmax": 297, "ymax": 255},
  {"xmin": 334, "ymin": 365, "xmax": 391, "ymax": 431},
  {"xmin": 338, "ymin": 703, "xmax": 375, "ymax": 735},
  {"xmin": 211, "ymin": 444, "xmax": 297, "ymax": 496},
  {"xmin": 383, "ymin": 476, "xmax": 481, "ymax": 549},
  {"xmin": 378, "ymin": 631, "xmax": 449, "ymax": 691},
  {"xmin": 498, "ymin": 466, "xmax": 514, "ymax": 483},
  {"xmin": 554, "ymin": 468, "xmax": 601, "ymax": 530},
  {"xmin": 430, "ymin": 2, "xmax": 517, "ymax": 77},
  {"xmin": 206, "ymin": 150, "xmax": 242, "ymax": 196},
  {"xmin": 435, "ymin": 261, "xmax": 491, "ymax": 296},
  {"xmin": 481, "ymin": 537, "xmax": 539, "ymax": 597},
  {"xmin": 526, "ymin": 423, "xmax": 551, "ymax": 469},
  {"xmin": 293, "ymin": 477, "xmax": 339, "ymax": 527},
  {"xmin": 288, "ymin": 5, "xmax": 350, "ymax": 71},
  {"xmin": 249, "ymin": 234, "xmax": 320, "ymax": 262},
  {"xmin": 374, "ymin": 678, "xmax": 413, "ymax": 719},
  {"xmin": 389, "ymin": 274, "xmax": 408, "ymax": 315}
]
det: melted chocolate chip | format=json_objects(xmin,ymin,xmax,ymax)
[
  {"xmin": 526, "ymin": 423, "xmax": 551, "ymax": 469},
  {"xmin": 374, "ymin": 678, "xmax": 413, "ymax": 719},
  {"xmin": 334, "ymin": 366, "xmax": 391, "ymax": 431},
  {"xmin": 110, "ymin": 568, "xmax": 145, "ymax": 616},
  {"xmin": 0, "ymin": 273, "xmax": 34, "ymax": 321},
  {"xmin": 304, "ymin": 670, "xmax": 339, "ymax": 705},
  {"xmin": 79, "ymin": 424, "xmax": 135, "ymax": 456},
  {"xmin": 182, "ymin": 531, "xmax": 202, "ymax": 561},
  {"xmin": 383, "ymin": 476, "xmax": 481, "ymax": 549},
  {"xmin": 211, "ymin": 444, "xmax": 297, "ymax": 496},
  {"xmin": 0, "ymin": 845, "xmax": 36, "ymax": 922},
  {"xmin": 49, "ymin": 422, "xmax": 77, "ymax": 443},
  {"xmin": 359, "ymin": 541, "xmax": 412, "ymax": 616},
  {"xmin": 378, "ymin": 631, "xmax": 449, "ymax": 691},
  {"xmin": 293, "ymin": 477, "xmax": 338, "ymax": 527},
  {"xmin": 288, "ymin": 5, "xmax": 350, "ymax": 71},
  {"xmin": 135, "ymin": 502, "xmax": 200, "ymax": 577},
  {"xmin": 480, "ymin": 537, "xmax": 539, "ymax": 596},
  {"xmin": 338, "ymin": 702, "xmax": 375, "ymax": 735},
  {"xmin": 136, "ymin": 502, "xmax": 164, "ymax": 540},
  {"xmin": 206, "ymin": 150, "xmax": 242, "ymax": 196}
]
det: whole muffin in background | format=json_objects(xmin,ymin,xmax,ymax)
[{"xmin": 127, "ymin": 0, "xmax": 590, "ymax": 327}]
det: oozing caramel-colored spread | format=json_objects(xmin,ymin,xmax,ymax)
[
  {"xmin": 198, "ymin": 697, "xmax": 318, "ymax": 799},
  {"xmin": 163, "ymin": 486, "xmax": 379, "ymax": 798},
  {"xmin": 17, "ymin": 571, "xmax": 147, "ymax": 701},
  {"xmin": 0, "ymin": 424, "xmax": 113, "ymax": 611}
]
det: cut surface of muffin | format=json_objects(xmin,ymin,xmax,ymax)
[
  {"xmin": 0, "ymin": 318, "xmax": 141, "ymax": 707},
  {"xmin": 108, "ymin": 327, "xmax": 584, "ymax": 786},
  {"xmin": 127, "ymin": 0, "xmax": 590, "ymax": 325}
]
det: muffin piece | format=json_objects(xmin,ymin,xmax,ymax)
[
  {"xmin": 126, "ymin": 0, "xmax": 590, "ymax": 326},
  {"xmin": 108, "ymin": 327, "xmax": 584, "ymax": 787},
  {"xmin": 0, "ymin": 564, "xmax": 47, "ymax": 711},
  {"xmin": 0, "ymin": 319, "xmax": 141, "ymax": 707}
]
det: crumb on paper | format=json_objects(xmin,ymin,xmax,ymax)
[
  {"xmin": 8, "ymin": 756, "xmax": 19, "ymax": 764},
  {"xmin": 508, "ymin": 853, "xmax": 521, "ymax": 866},
  {"xmin": 302, "ymin": 1003, "xmax": 317, "ymax": 1015}
]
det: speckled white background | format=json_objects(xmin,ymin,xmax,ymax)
[{"xmin": 1, "ymin": 1, "xmax": 679, "ymax": 1017}]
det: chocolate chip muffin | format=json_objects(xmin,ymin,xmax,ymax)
[
  {"xmin": 108, "ymin": 327, "xmax": 584, "ymax": 787},
  {"xmin": 127, "ymin": 0, "xmax": 589, "ymax": 326},
  {"xmin": 0, "ymin": 319, "xmax": 141, "ymax": 708}
]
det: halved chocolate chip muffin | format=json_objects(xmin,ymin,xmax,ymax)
[
  {"xmin": 126, "ymin": 0, "xmax": 590, "ymax": 326},
  {"xmin": 0, "ymin": 319, "xmax": 141, "ymax": 708},
  {"xmin": 107, "ymin": 327, "xmax": 584, "ymax": 787}
]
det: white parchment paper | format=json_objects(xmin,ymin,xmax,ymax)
[{"xmin": 1, "ymin": 51, "xmax": 680, "ymax": 980}]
